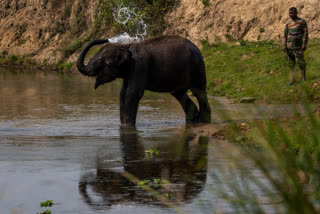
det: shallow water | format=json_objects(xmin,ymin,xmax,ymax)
[{"xmin": 0, "ymin": 68, "xmax": 299, "ymax": 213}]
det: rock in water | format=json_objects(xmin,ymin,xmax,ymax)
[{"xmin": 239, "ymin": 97, "xmax": 256, "ymax": 103}]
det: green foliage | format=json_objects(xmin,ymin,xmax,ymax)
[
  {"xmin": 259, "ymin": 28, "xmax": 265, "ymax": 33},
  {"xmin": 201, "ymin": 0, "xmax": 209, "ymax": 7},
  {"xmin": 17, "ymin": 57, "xmax": 24, "ymax": 65},
  {"xmin": 203, "ymin": 39, "xmax": 320, "ymax": 103},
  {"xmin": 40, "ymin": 200, "xmax": 54, "ymax": 207},
  {"xmin": 24, "ymin": 57, "xmax": 37, "ymax": 66},
  {"xmin": 50, "ymin": 22, "xmax": 66, "ymax": 37},
  {"xmin": 216, "ymin": 106, "xmax": 320, "ymax": 213},
  {"xmin": 8, "ymin": 55, "xmax": 18, "ymax": 63},
  {"xmin": 0, "ymin": 53, "xmax": 38, "ymax": 66},
  {"xmin": 138, "ymin": 178, "xmax": 169, "ymax": 186},
  {"xmin": 224, "ymin": 34, "xmax": 234, "ymax": 41},
  {"xmin": 239, "ymin": 39, "xmax": 249, "ymax": 46},
  {"xmin": 138, "ymin": 179, "xmax": 150, "ymax": 186},
  {"xmin": 201, "ymin": 39, "xmax": 216, "ymax": 48},
  {"xmin": 144, "ymin": 148, "xmax": 160, "ymax": 157},
  {"xmin": 0, "ymin": 50, "xmax": 8, "ymax": 57},
  {"xmin": 7, "ymin": 54, "xmax": 25, "ymax": 65},
  {"xmin": 37, "ymin": 200, "xmax": 54, "ymax": 214},
  {"xmin": 152, "ymin": 178, "xmax": 161, "ymax": 184},
  {"xmin": 164, "ymin": 193, "xmax": 173, "ymax": 199},
  {"xmin": 58, "ymin": 62, "xmax": 73, "ymax": 70},
  {"xmin": 62, "ymin": 39, "xmax": 83, "ymax": 58}
]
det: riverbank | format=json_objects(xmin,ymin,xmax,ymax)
[
  {"xmin": 203, "ymin": 38, "xmax": 320, "ymax": 104},
  {"xmin": 218, "ymin": 106, "xmax": 320, "ymax": 146}
]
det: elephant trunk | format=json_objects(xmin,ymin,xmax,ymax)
[{"xmin": 77, "ymin": 39, "xmax": 110, "ymax": 76}]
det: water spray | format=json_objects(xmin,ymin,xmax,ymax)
[{"xmin": 109, "ymin": 4, "xmax": 147, "ymax": 44}]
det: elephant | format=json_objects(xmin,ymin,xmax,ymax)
[{"xmin": 77, "ymin": 35, "xmax": 211, "ymax": 126}]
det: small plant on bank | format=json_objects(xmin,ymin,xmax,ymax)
[
  {"xmin": 201, "ymin": 0, "xmax": 210, "ymax": 7},
  {"xmin": 239, "ymin": 39, "xmax": 249, "ymax": 46},
  {"xmin": 61, "ymin": 39, "xmax": 83, "ymax": 58},
  {"xmin": 0, "ymin": 50, "xmax": 8, "ymax": 58},
  {"xmin": 224, "ymin": 34, "xmax": 234, "ymax": 41},
  {"xmin": 9, "ymin": 55, "xmax": 18, "ymax": 63},
  {"xmin": 58, "ymin": 62, "xmax": 73, "ymax": 70}
]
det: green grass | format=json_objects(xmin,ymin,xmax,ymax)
[
  {"xmin": 201, "ymin": 0, "xmax": 209, "ymax": 7},
  {"xmin": 203, "ymin": 39, "xmax": 320, "ymax": 103},
  {"xmin": 215, "ymin": 106, "xmax": 320, "ymax": 213},
  {"xmin": 61, "ymin": 39, "xmax": 83, "ymax": 58},
  {"xmin": 0, "ymin": 54, "xmax": 37, "ymax": 67},
  {"xmin": 58, "ymin": 62, "xmax": 73, "ymax": 70},
  {"xmin": 40, "ymin": 200, "xmax": 54, "ymax": 207},
  {"xmin": 221, "ymin": 108, "xmax": 320, "ymax": 150}
]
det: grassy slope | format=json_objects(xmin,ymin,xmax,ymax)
[{"xmin": 202, "ymin": 39, "xmax": 320, "ymax": 103}]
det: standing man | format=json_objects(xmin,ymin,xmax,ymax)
[{"xmin": 283, "ymin": 7, "xmax": 308, "ymax": 86}]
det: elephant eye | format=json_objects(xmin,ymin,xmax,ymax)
[{"xmin": 105, "ymin": 59, "xmax": 114, "ymax": 65}]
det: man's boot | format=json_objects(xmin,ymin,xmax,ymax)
[{"xmin": 288, "ymin": 68, "xmax": 295, "ymax": 85}]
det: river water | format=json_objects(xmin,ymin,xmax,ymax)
[{"xmin": 0, "ymin": 68, "xmax": 302, "ymax": 214}]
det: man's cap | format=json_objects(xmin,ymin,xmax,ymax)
[{"xmin": 289, "ymin": 7, "xmax": 298, "ymax": 13}]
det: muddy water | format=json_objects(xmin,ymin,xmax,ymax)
[{"xmin": 0, "ymin": 68, "xmax": 298, "ymax": 214}]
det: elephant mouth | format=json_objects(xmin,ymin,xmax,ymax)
[
  {"xmin": 94, "ymin": 79, "xmax": 100, "ymax": 89},
  {"xmin": 94, "ymin": 75, "xmax": 116, "ymax": 89},
  {"xmin": 94, "ymin": 75, "xmax": 102, "ymax": 89}
]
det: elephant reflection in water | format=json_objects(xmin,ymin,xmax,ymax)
[{"xmin": 79, "ymin": 127, "xmax": 208, "ymax": 208}]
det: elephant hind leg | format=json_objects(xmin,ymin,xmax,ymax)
[
  {"xmin": 190, "ymin": 87, "xmax": 211, "ymax": 123},
  {"xmin": 171, "ymin": 90, "xmax": 199, "ymax": 123}
]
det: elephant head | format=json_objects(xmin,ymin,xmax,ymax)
[{"xmin": 77, "ymin": 39, "xmax": 132, "ymax": 89}]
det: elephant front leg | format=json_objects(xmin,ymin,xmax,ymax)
[
  {"xmin": 120, "ymin": 80, "xmax": 128, "ymax": 124},
  {"xmin": 123, "ymin": 90, "xmax": 144, "ymax": 126}
]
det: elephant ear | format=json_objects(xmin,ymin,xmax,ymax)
[{"xmin": 117, "ymin": 48, "xmax": 132, "ymax": 67}]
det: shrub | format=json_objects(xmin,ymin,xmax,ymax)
[
  {"xmin": 58, "ymin": 62, "xmax": 73, "ymax": 70},
  {"xmin": 201, "ymin": 0, "xmax": 209, "ymax": 6},
  {"xmin": 9, "ymin": 55, "xmax": 18, "ymax": 63}
]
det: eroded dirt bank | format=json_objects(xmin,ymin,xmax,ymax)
[
  {"xmin": 0, "ymin": 0, "xmax": 320, "ymax": 65},
  {"xmin": 164, "ymin": 0, "xmax": 320, "ymax": 46}
]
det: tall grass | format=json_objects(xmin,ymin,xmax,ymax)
[{"xmin": 213, "ymin": 103, "xmax": 320, "ymax": 213}]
